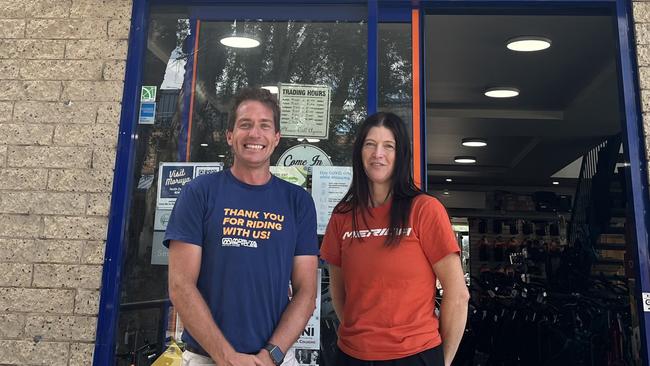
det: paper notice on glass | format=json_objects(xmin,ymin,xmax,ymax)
[
  {"xmin": 154, "ymin": 209, "xmax": 172, "ymax": 231},
  {"xmin": 311, "ymin": 166, "xmax": 353, "ymax": 235},
  {"xmin": 151, "ymin": 231, "xmax": 168, "ymax": 265},
  {"xmin": 290, "ymin": 269, "xmax": 322, "ymax": 359},
  {"xmin": 270, "ymin": 166, "xmax": 308, "ymax": 188},
  {"xmin": 156, "ymin": 162, "xmax": 223, "ymax": 209},
  {"xmin": 278, "ymin": 83, "xmax": 330, "ymax": 139}
]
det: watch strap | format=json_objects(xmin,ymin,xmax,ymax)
[{"xmin": 264, "ymin": 343, "xmax": 284, "ymax": 365}]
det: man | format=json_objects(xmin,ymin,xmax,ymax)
[{"xmin": 164, "ymin": 87, "xmax": 319, "ymax": 366}]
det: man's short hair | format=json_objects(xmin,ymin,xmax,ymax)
[{"xmin": 227, "ymin": 87, "xmax": 281, "ymax": 132}]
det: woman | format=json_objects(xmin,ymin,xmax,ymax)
[{"xmin": 320, "ymin": 112, "xmax": 469, "ymax": 366}]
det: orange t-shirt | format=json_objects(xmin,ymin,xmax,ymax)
[{"xmin": 320, "ymin": 194, "xmax": 460, "ymax": 361}]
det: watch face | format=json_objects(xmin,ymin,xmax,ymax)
[{"xmin": 269, "ymin": 346, "xmax": 284, "ymax": 364}]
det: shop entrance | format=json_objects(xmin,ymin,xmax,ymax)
[
  {"xmin": 424, "ymin": 10, "xmax": 644, "ymax": 364},
  {"xmin": 95, "ymin": 1, "xmax": 650, "ymax": 365}
]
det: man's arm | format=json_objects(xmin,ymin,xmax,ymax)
[
  {"xmin": 168, "ymin": 240, "xmax": 263, "ymax": 366},
  {"xmin": 327, "ymin": 264, "xmax": 345, "ymax": 324},
  {"xmin": 256, "ymin": 255, "xmax": 318, "ymax": 364},
  {"xmin": 433, "ymin": 253, "xmax": 469, "ymax": 366}
]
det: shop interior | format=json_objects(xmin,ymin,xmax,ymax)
[{"xmin": 424, "ymin": 12, "xmax": 642, "ymax": 365}]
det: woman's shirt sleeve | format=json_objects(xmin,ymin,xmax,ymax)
[{"xmin": 415, "ymin": 196, "xmax": 460, "ymax": 266}]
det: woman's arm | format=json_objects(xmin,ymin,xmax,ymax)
[
  {"xmin": 328, "ymin": 264, "xmax": 346, "ymax": 324},
  {"xmin": 433, "ymin": 253, "xmax": 469, "ymax": 366}
]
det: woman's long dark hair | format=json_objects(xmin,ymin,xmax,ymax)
[{"xmin": 333, "ymin": 112, "xmax": 423, "ymax": 246}]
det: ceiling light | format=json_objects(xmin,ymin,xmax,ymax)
[
  {"xmin": 443, "ymin": 191, "xmax": 450, "ymax": 196},
  {"xmin": 296, "ymin": 138, "xmax": 320, "ymax": 143},
  {"xmin": 218, "ymin": 154, "xmax": 225, "ymax": 158},
  {"xmin": 454, "ymin": 156, "xmax": 476, "ymax": 164},
  {"xmin": 461, "ymin": 138, "xmax": 487, "ymax": 147},
  {"xmin": 220, "ymin": 36, "xmax": 260, "ymax": 48},
  {"xmin": 261, "ymin": 86, "xmax": 279, "ymax": 94},
  {"xmin": 507, "ymin": 36, "xmax": 552, "ymax": 52},
  {"xmin": 485, "ymin": 87, "xmax": 519, "ymax": 98},
  {"xmin": 552, "ymin": 181, "xmax": 559, "ymax": 185},
  {"xmin": 445, "ymin": 178, "xmax": 453, "ymax": 182},
  {"xmin": 219, "ymin": 20, "xmax": 260, "ymax": 49},
  {"xmin": 200, "ymin": 143, "xmax": 208, "ymax": 147}
]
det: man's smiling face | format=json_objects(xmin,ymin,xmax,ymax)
[{"xmin": 226, "ymin": 100, "xmax": 280, "ymax": 171}]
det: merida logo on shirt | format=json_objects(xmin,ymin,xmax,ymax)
[{"xmin": 341, "ymin": 228, "xmax": 412, "ymax": 240}]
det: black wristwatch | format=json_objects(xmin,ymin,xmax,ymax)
[{"xmin": 264, "ymin": 343, "xmax": 285, "ymax": 365}]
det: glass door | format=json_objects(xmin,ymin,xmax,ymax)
[{"xmin": 113, "ymin": 5, "xmax": 371, "ymax": 365}]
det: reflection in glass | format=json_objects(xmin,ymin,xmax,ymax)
[
  {"xmin": 378, "ymin": 23, "xmax": 412, "ymax": 131},
  {"xmin": 188, "ymin": 20, "xmax": 368, "ymax": 168}
]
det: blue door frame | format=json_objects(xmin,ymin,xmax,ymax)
[{"xmin": 93, "ymin": 0, "xmax": 650, "ymax": 364}]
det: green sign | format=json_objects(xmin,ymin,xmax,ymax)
[{"xmin": 141, "ymin": 86, "xmax": 157, "ymax": 102}]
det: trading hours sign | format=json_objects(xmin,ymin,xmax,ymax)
[{"xmin": 278, "ymin": 83, "xmax": 331, "ymax": 139}]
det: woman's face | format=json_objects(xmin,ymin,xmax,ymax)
[{"xmin": 362, "ymin": 126, "xmax": 396, "ymax": 188}]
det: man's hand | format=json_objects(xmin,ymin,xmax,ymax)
[
  {"xmin": 220, "ymin": 351, "xmax": 264, "ymax": 366},
  {"xmin": 255, "ymin": 349, "xmax": 276, "ymax": 366}
]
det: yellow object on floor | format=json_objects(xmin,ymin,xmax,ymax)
[{"xmin": 151, "ymin": 340, "xmax": 182, "ymax": 366}]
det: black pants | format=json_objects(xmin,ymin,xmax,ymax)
[{"xmin": 336, "ymin": 346, "xmax": 444, "ymax": 366}]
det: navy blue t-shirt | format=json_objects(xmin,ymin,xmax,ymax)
[{"xmin": 163, "ymin": 169, "xmax": 318, "ymax": 354}]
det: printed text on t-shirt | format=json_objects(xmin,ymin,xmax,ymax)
[
  {"xmin": 341, "ymin": 228, "xmax": 412, "ymax": 240},
  {"xmin": 221, "ymin": 208, "xmax": 285, "ymax": 247}
]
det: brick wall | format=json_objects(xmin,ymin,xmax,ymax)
[
  {"xmin": 635, "ymin": 2, "xmax": 650, "ymax": 174},
  {"xmin": 0, "ymin": 1, "xmax": 131, "ymax": 365}
]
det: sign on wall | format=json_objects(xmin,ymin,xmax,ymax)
[
  {"xmin": 276, "ymin": 144, "xmax": 332, "ymax": 174},
  {"xmin": 156, "ymin": 162, "xmax": 223, "ymax": 210},
  {"xmin": 278, "ymin": 83, "xmax": 331, "ymax": 139},
  {"xmin": 311, "ymin": 166, "xmax": 353, "ymax": 235},
  {"xmin": 270, "ymin": 166, "xmax": 308, "ymax": 188},
  {"xmin": 141, "ymin": 85, "xmax": 157, "ymax": 102},
  {"xmin": 139, "ymin": 102, "xmax": 156, "ymax": 125},
  {"xmin": 152, "ymin": 162, "xmax": 223, "ymax": 265},
  {"xmin": 290, "ymin": 269, "xmax": 322, "ymax": 365}
]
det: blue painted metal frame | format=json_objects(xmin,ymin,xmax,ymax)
[
  {"xmin": 93, "ymin": 0, "xmax": 149, "ymax": 364},
  {"xmin": 616, "ymin": 0, "xmax": 650, "ymax": 361},
  {"xmin": 368, "ymin": 0, "xmax": 378, "ymax": 114},
  {"xmin": 188, "ymin": 5, "xmax": 367, "ymax": 20},
  {"xmin": 378, "ymin": 6, "xmax": 411, "ymax": 22}
]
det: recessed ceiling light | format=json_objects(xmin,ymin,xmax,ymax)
[
  {"xmin": 218, "ymin": 154, "xmax": 225, "ymax": 158},
  {"xmin": 552, "ymin": 181, "xmax": 559, "ymax": 185},
  {"xmin": 443, "ymin": 191, "xmax": 450, "ymax": 196},
  {"xmin": 219, "ymin": 35, "xmax": 260, "ymax": 48},
  {"xmin": 485, "ymin": 87, "xmax": 519, "ymax": 98},
  {"xmin": 507, "ymin": 36, "xmax": 552, "ymax": 52},
  {"xmin": 445, "ymin": 178, "xmax": 453, "ymax": 182},
  {"xmin": 200, "ymin": 143, "xmax": 208, "ymax": 147},
  {"xmin": 462, "ymin": 138, "xmax": 487, "ymax": 147},
  {"xmin": 454, "ymin": 156, "xmax": 477, "ymax": 164}
]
